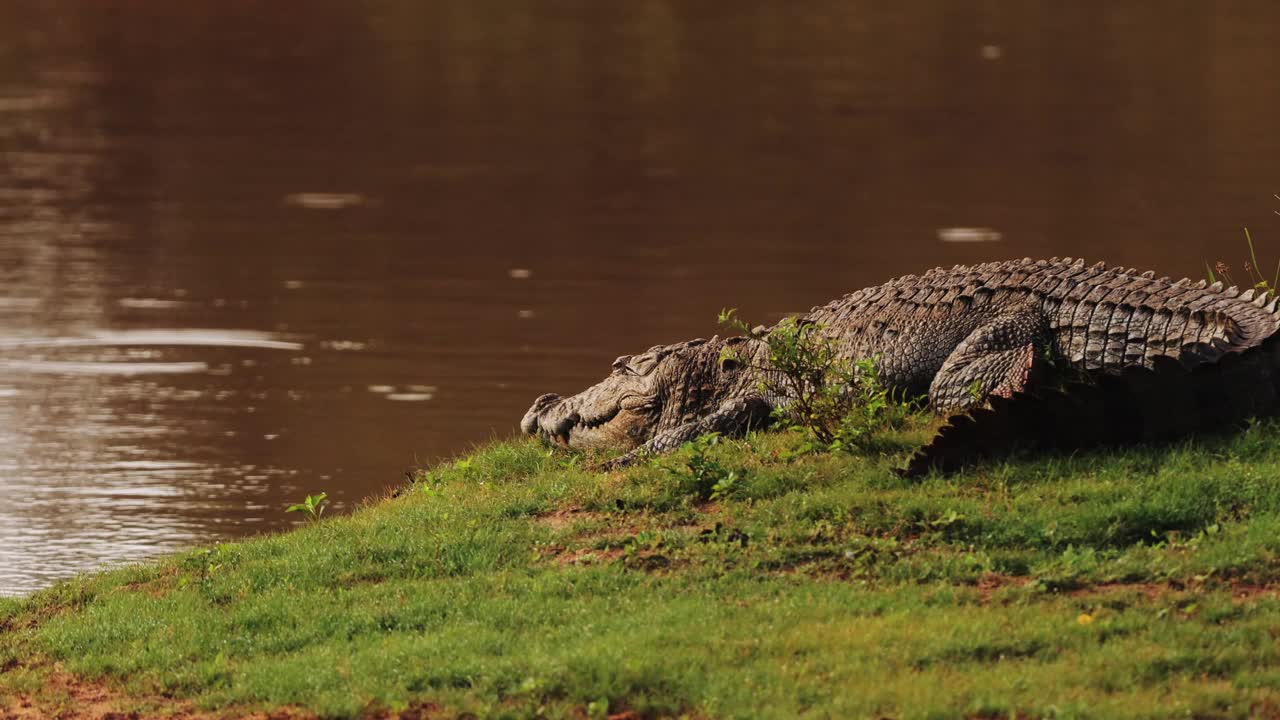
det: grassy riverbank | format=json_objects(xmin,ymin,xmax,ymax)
[{"xmin": 4, "ymin": 420, "xmax": 1280, "ymax": 719}]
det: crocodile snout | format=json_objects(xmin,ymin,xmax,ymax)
[{"xmin": 520, "ymin": 393, "xmax": 562, "ymax": 435}]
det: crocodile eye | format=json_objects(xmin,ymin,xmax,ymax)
[
  {"xmin": 627, "ymin": 355, "xmax": 657, "ymax": 375},
  {"xmin": 620, "ymin": 395, "xmax": 656, "ymax": 411}
]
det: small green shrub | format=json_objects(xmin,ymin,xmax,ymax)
[
  {"xmin": 719, "ymin": 309, "xmax": 915, "ymax": 453},
  {"xmin": 659, "ymin": 432, "xmax": 740, "ymax": 501}
]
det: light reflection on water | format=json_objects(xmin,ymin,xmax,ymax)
[
  {"xmin": 2, "ymin": 1, "xmax": 1280, "ymax": 595},
  {"xmin": 0, "ymin": 352, "xmax": 301, "ymax": 595},
  {"xmin": 0, "ymin": 460, "xmax": 287, "ymax": 595}
]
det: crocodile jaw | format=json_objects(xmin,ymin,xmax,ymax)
[
  {"xmin": 520, "ymin": 390, "xmax": 654, "ymax": 450},
  {"xmin": 521, "ymin": 336, "xmax": 758, "ymax": 453}
]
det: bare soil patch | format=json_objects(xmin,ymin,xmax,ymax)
[
  {"xmin": 973, "ymin": 572, "xmax": 1033, "ymax": 602},
  {"xmin": 0, "ymin": 670, "xmax": 316, "ymax": 720},
  {"xmin": 970, "ymin": 574, "xmax": 1280, "ymax": 605},
  {"xmin": 555, "ymin": 548, "xmax": 627, "ymax": 566},
  {"xmin": 533, "ymin": 507, "xmax": 610, "ymax": 532}
]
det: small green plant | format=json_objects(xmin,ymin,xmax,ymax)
[
  {"xmin": 719, "ymin": 309, "xmax": 913, "ymax": 453},
  {"xmin": 177, "ymin": 544, "xmax": 238, "ymax": 595},
  {"xmin": 708, "ymin": 471, "xmax": 740, "ymax": 500},
  {"xmin": 285, "ymin": 491, "xmax": 329, "ymax": 522},
  {"xmin": 660, "ymin": 432, "xmax": 741, "ymax": 501},
  {"xmin": 827, "ymin": 357, "xmax": 914, "ymax": 453},
  {"xmin": 1207, "ymin": 227, "xmax": 1279, "ymax": 291},
  {"xmin": 412, "ymin": 470, "xmax": 444, "ymax": 498},
  {"xmin": 966, "ymin": 379, "xmax": 984, "ymax": 404}
]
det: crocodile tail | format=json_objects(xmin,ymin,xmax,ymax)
[{"xmin": 902, "ymin": 336, "xmax": 1280, "ymax": 477}]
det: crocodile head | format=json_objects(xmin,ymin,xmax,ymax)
[{"xmin": 521, "ymin": 337, "xmax": 759, "ymax": 451}]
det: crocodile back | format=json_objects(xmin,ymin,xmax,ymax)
[{"xmin": 805, "ymin": 257, "xmax": 1280, "ymax": 376}]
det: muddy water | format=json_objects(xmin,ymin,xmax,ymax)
[{"xmin": 1, "ymin": 2, "xmax": 1278, "ymax": 595}]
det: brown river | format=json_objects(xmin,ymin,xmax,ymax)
[{"xmin": 1, "ymin": 2, "xmax": 1278, "ymax": 595}]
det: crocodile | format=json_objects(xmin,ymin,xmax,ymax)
[{"xmin": 520, "ymin": 258, "xmax": 1280, "ymax": 471}]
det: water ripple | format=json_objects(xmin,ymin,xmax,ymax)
[{"xmin": 0, "ymin": 329, "xmax": 303, "ymax": 351}]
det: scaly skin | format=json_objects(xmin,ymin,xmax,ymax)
[{"xmin": 521, "ymin": 258, "xmax": 1280, "ymax": 465}]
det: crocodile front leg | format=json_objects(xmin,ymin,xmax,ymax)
[
  {"xmin": 602, "ymin": 396, "xmax": 775, "ymax": 468},
  {"xmin": 929, "ymin": 301, "xmax": 1050, "ymax": 414}
]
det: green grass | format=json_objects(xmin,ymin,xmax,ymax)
[{"xmin": 4, "ymin": 420, "xmax": 1280, "ymax": 718}]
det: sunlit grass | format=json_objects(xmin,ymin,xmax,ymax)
[{"xmin": 4, "ymin": 421, "xmax": 1280, "ymax": 717}]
